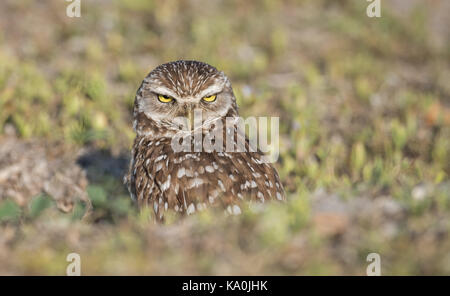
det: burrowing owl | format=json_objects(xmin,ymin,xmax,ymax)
[{"xmin": 125, "ymin": 60, "xmax": 284, "ymax": 220}]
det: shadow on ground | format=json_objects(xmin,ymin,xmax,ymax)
[{"xmin": 77, "ymin": 148, "xmax": 130, "ymax": 182}]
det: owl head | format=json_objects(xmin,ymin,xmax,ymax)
[{"xmin": 133, "ymin": 60, "xmax": 239, "ymax": 136}]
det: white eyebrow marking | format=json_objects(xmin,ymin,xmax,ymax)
[
  {"xmin": 197, "ymin": 82, "xmax": 225, "ymax": 98},
  {"xmin": 148, "ymin": 85, "xmax": 179, "ymax": 99}
]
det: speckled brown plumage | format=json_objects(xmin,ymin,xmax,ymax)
[{"xmin": 125, "ymin": 60, "xmax": 284, "ymax": 221}]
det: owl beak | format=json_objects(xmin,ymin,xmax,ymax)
[{"xmin": 186, "ymin": 106, "xmax": 195, "ymax": 131}]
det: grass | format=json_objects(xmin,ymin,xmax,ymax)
[{"xmin": 0, "ymin": 0, "xmax": 449, "ymax": 275}]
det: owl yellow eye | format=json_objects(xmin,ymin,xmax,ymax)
[
  {"xmin": 202, "ymin": 94, "xmax": 217, "ymax": 102},
  {"xmin": 158, "ymin": 94, "xmax": 174, "ymax": 103}
]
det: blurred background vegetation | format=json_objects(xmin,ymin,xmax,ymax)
[{"xmin": 0, "ymin": 0, "xmax": 449, "ymax": 275}]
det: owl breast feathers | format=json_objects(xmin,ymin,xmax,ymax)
[{"xmin": 125, "ymin": 60, "xmax": 284, "ymax": 220}]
